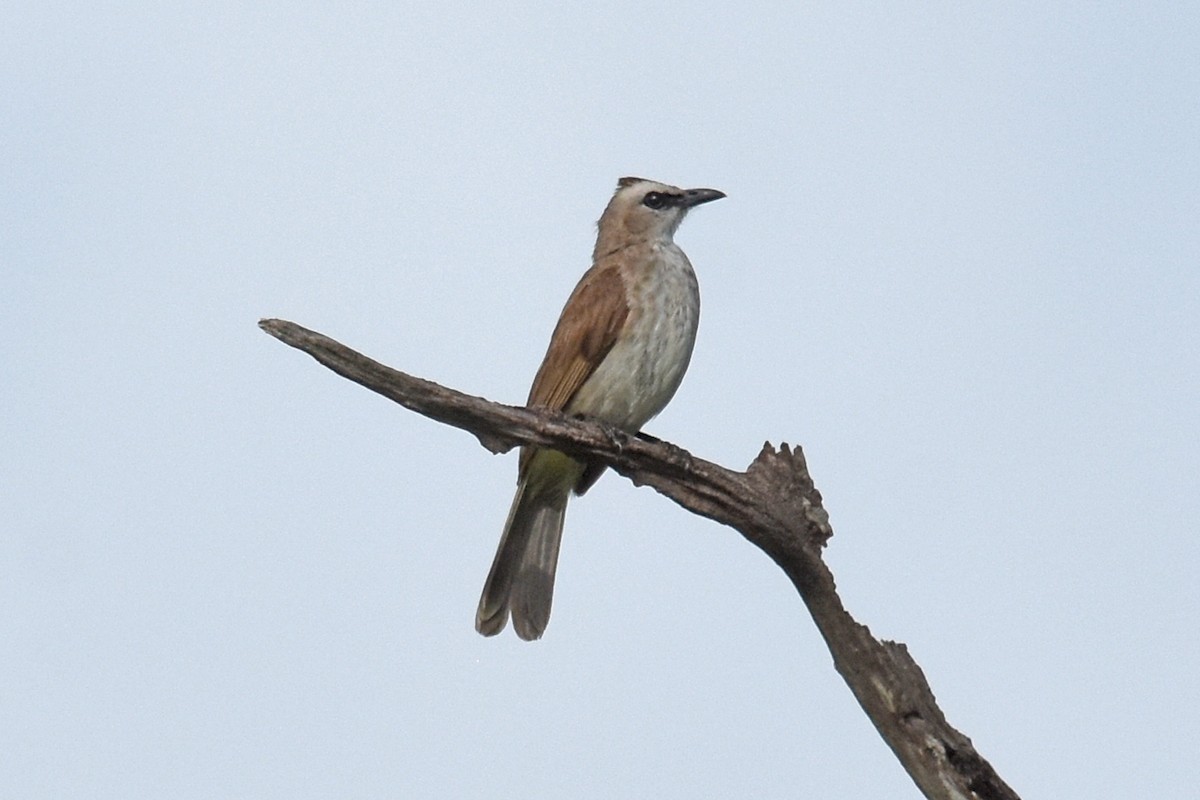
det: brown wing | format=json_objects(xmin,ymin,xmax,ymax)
[
  {"xmin": 527, "ymin": 262, "xmax": 629, "ymax": 410},
  {"xmin": 519, "ymin": 263, "xmax": 629, "ymax": 473}
]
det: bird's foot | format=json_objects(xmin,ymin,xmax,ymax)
[{"xmin": 572, "ymin": 413, "xmax": 630, "ymax": 453}]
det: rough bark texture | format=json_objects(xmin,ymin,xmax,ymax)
[{"xmin": 259, "ymin": 317, "xmax": 1022, "ymax": 800}]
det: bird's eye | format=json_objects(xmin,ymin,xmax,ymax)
[{"xmin": 642, "ymin": 192, "xmax": 666, "ymax": 210}]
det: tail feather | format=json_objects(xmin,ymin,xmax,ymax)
[
  {"xmin": 511, "ymin": 503, "xmax": 566, "ymax": 640},
  {"xmin": 475, "ymin": 480, "xmax": 569, "ymax": 640}
]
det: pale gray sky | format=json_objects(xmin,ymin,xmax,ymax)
[{"xmin": 3, "ymin": 3, "xmax": 1198, "ymax": 797}]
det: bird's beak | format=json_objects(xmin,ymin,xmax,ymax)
[{"xmin": 680, "ymin": 188, "xmax": 726, "ymax": 208}]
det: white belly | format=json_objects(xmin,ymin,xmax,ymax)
[{"xmin": 567, "ymin": 245, "xmax": 700, "ymax": 429}]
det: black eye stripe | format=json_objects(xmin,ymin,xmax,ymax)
[{"xmin": 642, "ymin": 191, "xmax": 676, "ymax": 210}]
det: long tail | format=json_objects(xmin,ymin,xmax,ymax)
[{"xmin": 475, "ymin": 479, "xmax": 569, "ymax": 641}]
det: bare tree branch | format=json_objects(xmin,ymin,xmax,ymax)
[{"xmin": 259, "ymin": 317, "xmax": 1021, "ymax": 800}]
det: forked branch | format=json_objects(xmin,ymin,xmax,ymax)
[{"xmin": 259, "ymin": 317, "xmax": 1020, "ymax": 800}]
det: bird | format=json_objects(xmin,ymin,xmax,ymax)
[{"xmin": 475, "ymin": 176, "xmax": 725, "ymax": 640}]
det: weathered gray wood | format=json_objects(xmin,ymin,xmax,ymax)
[{"xmin": 259, "ymin": 317, "xmax": 1021, "ymax": 800}]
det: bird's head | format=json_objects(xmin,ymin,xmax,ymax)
[{"xmin": 594, "ymin": 177, "xmax": 724, "ymax": 258}]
